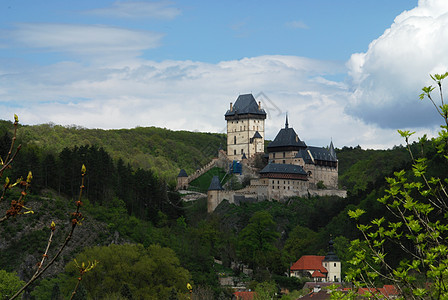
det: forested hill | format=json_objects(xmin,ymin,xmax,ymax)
[
  {"xmin": 0, "ymin": 119, "xmax": 417, "ymax": 188},
  {"xmin": 0, "ymin": 120, "xmax": 226, "ymax": 181}
]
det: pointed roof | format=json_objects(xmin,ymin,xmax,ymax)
[
  {"xmin": 208, "ymin": 175, "xmax": 224, "ymax": 191},
  {"xmin": 329, "ymin": 140, "xmax": 337, "ymax": 160},
  {"xmin": 225, "ymin": 94, "xmax": 266, "ymax": 118},
  {"xmin": 267, "ymin": 119, "xmax": 307, "ymax": 150},
  {"xmin": 177, "ymin": 169, "xmax": 188, "ymax": 177},
  {"xmin": 252, "ymin": 131, "xmax": 262, "ymax": 139}
]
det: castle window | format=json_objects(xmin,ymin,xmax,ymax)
[
  {"xmin": 283, "ymin": 160, "xmax": 285, "ymax": 164},
  {"xmin": 273, "ymin": 153, "xmax": 275, "ymax": 158},
  {"xmin": 240, "ymin": 126, "xmax": 242, "ymax": 131},
  {"xmin": 334, "ymin": 263, "xmax": 337, "ymax": 267},
  {"xmin": 234, "ymin": 150, "xmax": 236, "ymax": 155},
  {"xmin": 234, "ymin": 136, "xmax": 236, "ymax": 144},
  {"xmin": 283, "ymin": 152, "xmax": 285, "ymax": 158},
  {"xmin": 241, "ymin": 149, "xmax": 244, "ymax": 154}
]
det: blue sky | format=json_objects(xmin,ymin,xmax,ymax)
[{"xmin": 2, "ymin": 0, "xmax": 448, "ymax": 149}]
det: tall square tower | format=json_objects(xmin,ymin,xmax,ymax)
[{"xmin": 225, "ymin": 94, "xmax": 266, "ymax": 161}]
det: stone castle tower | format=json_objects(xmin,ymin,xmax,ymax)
[{"xmin": 225, "ymin": 94, "xmax": 267, "ymax": 161}]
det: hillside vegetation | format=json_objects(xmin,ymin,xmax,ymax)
[
  {"xmin": 0, "ymin": 120, "xmax": 226, "ymax": 182},
  {"xmin": 1, "ymin": 118, "xmax": 436, "ymax": 299}
]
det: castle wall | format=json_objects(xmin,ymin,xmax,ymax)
[{"xmin": 304, "ymin": 164, "xmax": 338, "ymax": 189}]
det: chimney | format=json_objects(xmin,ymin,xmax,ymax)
[
  {"xmin": 258, "ymin": 101, "xmax": 261, "ymax": 109},
  {"xmin": 230, "ymin": 102, "xmax": 233, "ymax": 112}
]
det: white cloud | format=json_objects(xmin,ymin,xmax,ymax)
[
  {"xmin": 84, "ymin": 1, "xmax": 181, "ymax": 19},
  {"xmin": 346, "ymin": 0, "xmax": 448, "ymax": 129},
  {"xmin": 0, "ymin": 53, "xmax": 411, "ymax": 149},
  {"xmin": 286, "ymin": 20, "xmax": 308, "ymax": 29},
  {"xmin": 9, "ymin": 23, "xmax": 163, "ymax": 60}
]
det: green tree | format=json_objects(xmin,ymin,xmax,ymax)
[
  {"xmin": 238, "ymin": 211, "xmax": 280, "ymax": 271},
  {"xmin": 254, "ymin": 281, "xmax": 278, "ymax": 300},
  {"xmin": 64, "ymin": 243, "xmax": 191, "ymax": 299},
  {"xmin": 284, "ymin": 225, "xmax": 319, "ymax": 260},
  {"xmin": 0, "ymin": 270, "xmax": 25, "ymax": 298},
  {"xmin": 342, "ymin": 72, "xmax": 448, "ymax": 299}
]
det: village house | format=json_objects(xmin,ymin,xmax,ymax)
[{"xmin": 290, "ymin": 239, "xmax": 341, "ymax": 283}]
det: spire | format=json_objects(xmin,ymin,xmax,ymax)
[
  {"xmin": 329, "ymin": 139, "xmax": 337, "ymax": 160},
  {"xmin": 285, "ymin": 113, "xmax": 289, "ymax": 128},
  {"xmin": 323, "ymin": 236, "xmax": 340, "ymax": 262}
]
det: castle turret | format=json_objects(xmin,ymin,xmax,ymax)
[
  {"xmin": 207, "ymin": 175, "xmax": 224, "ymax": 213},
  {"xmin": 225, "ymin": 94, "xmax": 266, "ymax": 160},
  {"xmin": 176, "ymin": 169, "xmax": 188, "ymax": 190}
]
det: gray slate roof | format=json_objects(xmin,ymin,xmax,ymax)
[
  {"xmin": 267, "ymin": 126, "xmax": 307, "ymax": 149},
  {"xmin": 253, "ymin": 131, "xmax": 262, "ymax": 139},
  {"xmin": 323, "ymin": 239, "xmax": 340, "ymax": 262},
  {"xmin": 308, "ymin": 146, "xmax": 337, "ymax": 162},
  {"xmin": 208, "ymin": 175, "xmax": 224, "ymax": 190},
  {"xmin": 295, "ymin": 149, "xmax": 314, "ymax": 164},
  {"xmin": 260, "ymin": 163, "xmax": 307, "ymax": 175},
  {"xmin": 177, "ymin": 169, "xmax": 188, "ymax": 177},
  {"xmin": 225, "ymin": 94, "xmax": 266, "ymax": 117}
]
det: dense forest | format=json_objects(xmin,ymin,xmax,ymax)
[{"xmin": 0, "ymin": 118, "xmax": 442, "ymax": 299}]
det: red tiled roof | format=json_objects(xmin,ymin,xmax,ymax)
[
  {"xmin": 358, "ymin": 285, "xmax": 399, "ymax": 297},
  {"xmin": 233, "ymin": 291, "xmax": 256, "ymax": 300},
  {"xmin": 312, "ymin": 270, "xmax": 327, "ymax": 278},
  {"xmin": 291, "ymin": 255, "xmax": 327, "ymax": 274}
]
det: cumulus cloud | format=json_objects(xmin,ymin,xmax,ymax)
[
  {"xmin": 346, "ymin": 0, "xmax": 448, "ymax": 129},
  {"xmin": 0, "ymin": 53, "xmax": 406, "ymax": 149},
  {"xmin": 8, "ymin": 23, "xmax": 163, "ymax": 60},
  {"xmin": 84, "ymin": 1, "xmax": 181, "ymax": 19}
]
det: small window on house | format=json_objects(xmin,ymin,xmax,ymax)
[{"xmin": 334, "ymin": 263, "xmax": 337, "ymax": 267}]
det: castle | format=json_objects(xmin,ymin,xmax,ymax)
[{"xmin": 177, "ymin": 94, "xmax": 346, "ymax": 212}]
